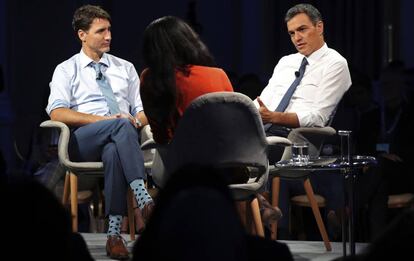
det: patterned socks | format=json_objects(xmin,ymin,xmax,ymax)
[
  {"xmin": 130, "ymin": 179, "xmax": 153, "ymax": 209},
  {"xmin": 107, "ymin": 179, "xmax": 152, "ymax": 237},
  {"xmin": 107, "ymin": 215, "xmax": 122, "ymax": 236}
]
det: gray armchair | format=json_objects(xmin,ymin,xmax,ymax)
[
  {"xmin": 141, "ymin": 92, "xmax": 291, "ymax": 237},
  {"xmin": 40, "ymin": 120, "xmax": 139, "ymax": 240},
  {"xmin": 269, "ymin": 126, "xmax": 336, "ymax": 251}
]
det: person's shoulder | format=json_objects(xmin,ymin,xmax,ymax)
[
  {"xmin": 283, "ymin": 52, "xmax": 299, "ymax": 60},
  {"xmin": 53, "ymin": 53, "xmax": 80, "ymax": 75},
  {"xmin": 191, "ymin": 65, "xmax": 226, "ymax": 75},
  {"xmin": 106, "ymin": 53, "xmax": 134, "ymax": 67},
  {"xmin": 277, "ymin": 53, "xmax": 299, "ymax": 66},
  {"xmin": 56, "ymin": 53, "xmax": 79, "ymax": 68},
  {"xmin": 325, "ymin": 47, "xmax": 348, "ymax": 64}
]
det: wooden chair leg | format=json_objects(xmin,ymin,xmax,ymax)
[
  {"xmin": 236, "ymin": 202, "xmax": 247, "ymax": 228},
  {"xmin": 250, "ymin": 197, "xmax": 265, "ymax": 237},
  {"xmin": 127, "ymin": 188, "xmax": 136, "ymax": 240},
  {"xmin": 245, "ymin": 201, "xmax": 255, "ymax": 235},
  {"xmin": 70, "ymin": 172, "xmax": 78, "ymax": 232},
  {"xmin": 62, "ymin": 172, "xmax": 70, "ymax": 205},
  {"xmin": 303, "ymin": 178, "xmax": 332, "ymax": 251},
  {"xmin": 271, "ymin": 176, "xmax": 280, "ymax": 240}
]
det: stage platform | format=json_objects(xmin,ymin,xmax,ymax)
[{"xmin": 82, "ymin": 233, "xmax": 368, "ymax": 261}]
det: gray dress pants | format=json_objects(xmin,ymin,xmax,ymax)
[{"xmin": 68, "ymin": 118, "xmax": 145, "ymax": 216}]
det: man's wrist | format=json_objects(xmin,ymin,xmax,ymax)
[{"xmin": 135, "ymin": 118, "xmax": 143, "ymax": 128}]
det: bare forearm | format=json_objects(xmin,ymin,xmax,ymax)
[
  {"xmin": 270, "ymin": 111, "xmax": 300, "ymax": 128},
  {"xmin": 50, "ymin": 107, "xmax": 109, "ymax": 127},
  {"xmin": 257, "ymin": 96, "xmax": 300, "ymax": 128}
]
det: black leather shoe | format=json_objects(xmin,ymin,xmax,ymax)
[{"xmin": 106, "ymin": 235, "xmax": 129, "ymax": 260}]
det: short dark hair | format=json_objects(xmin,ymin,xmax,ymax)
[
  {"xmin": 285, "ymin": 3, "xmax": 322, "ymax": 25},
  {"xmin": 72, "ymin": 5, "xmax": 111, "ymax": 33}
]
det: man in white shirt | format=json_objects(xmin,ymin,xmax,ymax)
[
  {"xmin": 47, "ymin": 5, "xmax": 152, "ymax": 259},
  {"xmin": 255, "ymin": 3, "xmax": 352, "ymax": 239},
  {"xmin": 256, "ymin": 6, "xmax": 351, "ymax": 135}
]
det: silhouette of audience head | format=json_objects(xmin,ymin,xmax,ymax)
[
  {"xmin": 133, "ymin": 164, "xmax": 293, "ymax": 261},
  {"xmin": 133, "ymin": 165, "xmax": 249, "ymax": 261},
  {"xmin": 1, "ymin": 177, "xmax": 93, "ymax": 260}
]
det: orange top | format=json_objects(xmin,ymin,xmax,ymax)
[{"xmin": 140, "ymin": 65, "xmax": 233, "ymax": 144}]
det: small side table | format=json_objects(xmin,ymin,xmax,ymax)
[{"xmin": 276, "ymin": 154, "xmax": 377, "ymax": 257}]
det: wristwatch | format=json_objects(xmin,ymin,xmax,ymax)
[{"xmin": 135, "ymin": 118, "xmax": 143, "ymax": 128}]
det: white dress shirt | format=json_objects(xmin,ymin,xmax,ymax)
[
  {"xmin": 46, "ymin": 50, "xmax": 142, "ymax": 116},
  {"xmin": 257, "ymin": 43, "xmax": 351, "ymax": 127}
]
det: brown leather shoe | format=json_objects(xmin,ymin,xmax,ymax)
[
  {"xmin": 257, "ymin": 193, "xmax": 282, "ymax": 225},
  {"xmin": 142, "ymin": 201, "xmax": 154, "ymax": 222},
  {"xmin": 120, "ymin": 208, "xmax": 146, "ymax": 234},
  {"xmin": 106, "ymin": 235, "xmax": 129, "ymax": 260}
]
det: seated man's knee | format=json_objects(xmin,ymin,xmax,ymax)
[{"xmin": 116, "ymin": 118, "xmax": 138, "ymax": 135}]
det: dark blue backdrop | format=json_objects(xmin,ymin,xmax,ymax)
[{"xmin": 0, "ymin": 0, "xmax": 413, "ymax": 176}]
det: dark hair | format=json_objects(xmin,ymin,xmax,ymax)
[
  {"xmin": 142, "ymin": 16, "xmax": 215, "ymax": 131},
  {"xmin": 285, "ymin": 3, "xmax": 322, "ymax": 25},
  {"xmin": 72, "ymin": 5, "xmax": 111, "ymax": 34}
]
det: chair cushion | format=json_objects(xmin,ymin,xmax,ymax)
[
  {"xmin": 388, "ymin": 193, "xmax": 414, "ymax": 208},
  {"xmin": 291, "ymin": 194, "xmax": 326, "ymax": 207}
]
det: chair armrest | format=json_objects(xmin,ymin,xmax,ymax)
[
  {"xmin": 141, "ymin": 138, "xmax": 159, "ymax": 150},
  {"xmin": 140, "ymin": 125, "xmax": 166, "ymax": 151},
  {"xmin": 40, "ymin": 120, "xmax": 70, "ymax": 165},
  {"xmin": 280, "ymin": 126, "xmax": 336, "ymax": 161},
  {"xmin": 290, "ymin": 126, "xmax": 336, "ymax": 137},
  {"xmin": 40, "ymin": 120, "xmax": 103, "ymax": 173},
  {"xmin": 266, "ymin": 136, "xmax": 292, "ymax": 147}
]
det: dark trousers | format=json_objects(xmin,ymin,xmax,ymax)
[{"xmin": 68, "ymin": 118, "xmax": 145, "ymax": 216}]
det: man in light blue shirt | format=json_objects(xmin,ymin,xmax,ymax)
[{"xmin": 46, "ymin": 5, "xmax": 152, "ymax": 259}]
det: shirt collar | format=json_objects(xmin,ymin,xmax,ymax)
[
  {"xmin": 304, "ymin": 43, "xmax": 328, "ymax": 66},
  {"xmin": 79, "ymin": 49, "xmax": 110, "ymax": 68}
]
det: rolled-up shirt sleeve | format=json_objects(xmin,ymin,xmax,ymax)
[{"xmin": 46, "ymin": 63, "xmax": 73, "ymax": 115}]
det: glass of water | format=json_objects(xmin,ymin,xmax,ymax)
[{"xmin": 291, "ymin": 142, "xmax": 310, "ymax": 166}]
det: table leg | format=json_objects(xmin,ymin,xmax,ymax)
[
  {"xmin": 342, "ymin": 170, "xmax": 347, "ymax": 257},
  {"xmin": 348, "ymin": 170, "xmax": 356, "ymax": 256}
]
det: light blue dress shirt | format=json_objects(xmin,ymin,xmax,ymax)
[{"xmin": 46, "ymin": 50, "xmax": 142, "ymax": 116}]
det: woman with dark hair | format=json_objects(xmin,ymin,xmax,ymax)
[
  {"xmin": 140, "ymin": 16, "xmax": 281, "ymax": 228},
  {"xmin": 140, "ymin": 16, "xmax": 233, "ymax": 144}
]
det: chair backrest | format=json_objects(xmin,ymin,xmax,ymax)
[{"xmin": 165, "ymin": 92, "xmax": 269, "ymax": 181}]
